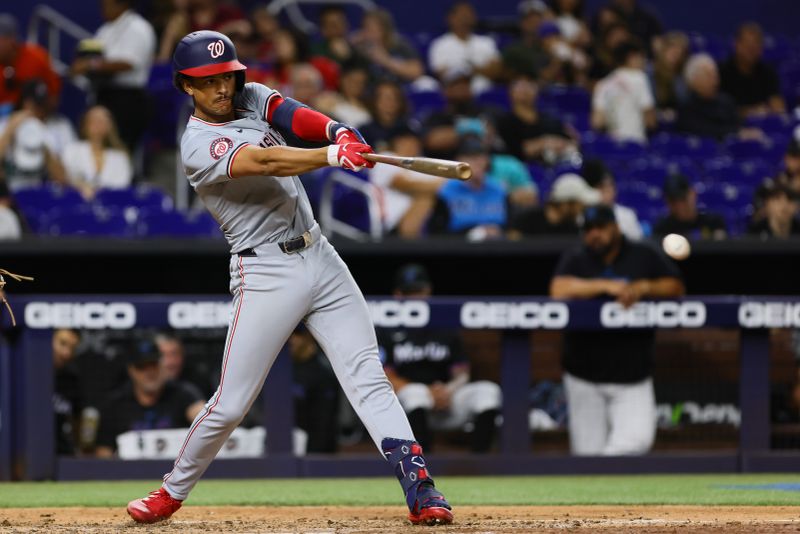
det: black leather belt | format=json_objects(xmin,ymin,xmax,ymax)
[{"xmin": 236, "ymin": 230, "xmax": 313, "ymax": 256}]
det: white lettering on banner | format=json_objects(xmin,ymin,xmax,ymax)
[
  {"xmin": 460, "ymin": 302, "xmax": 569, "ymax": 329},
  {"xmin": 368, "ymin": 301, "xmax": 430, "ymax": 328},
  {"xmin": 600, "ymin": 301, "xmax": 706, "ymax": 328},
  {"xmin": 738, "ymin": 302, "xmax": 800, "ymax": 328},
  {"xmin": 168, "ymin": 302, "xmax": 231, "ymax": 329},
  {"xmin": 24, "ymin": 302, "xmax": 136, "ymax": 329}
]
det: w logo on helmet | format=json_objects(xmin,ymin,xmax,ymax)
[{"xmin": 207, "ymin": 39, "xmax": 225, "ymax": 58}]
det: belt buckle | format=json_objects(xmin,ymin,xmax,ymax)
[{"xmin": 301, "ymin": 231, "xmax": 312, "ymax": 249}]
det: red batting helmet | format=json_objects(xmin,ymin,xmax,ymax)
[{"xmin": 172, "ymin": 31, "xmax": 247, "ymax": 93}]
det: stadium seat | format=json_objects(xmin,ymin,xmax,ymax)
[
  {"xmin": 137, "ymin": 209, "xmax": 222, "ymax": 237},
  {"xmin": 581, "ymin": 134, "xmax": 646, "ymax": 161},
  {"xmin": 476, "ymin": 87, "xmax": 510, "ymax": 110},
  {"xmin": 650, "ymin": 133, "xmax": 719, "ymax": 160},
  {"xmin": 45, "ymin": 207, "xmax": 131, "ymax": 237},
  {"xmin": 12, "ymin": 184, "xmax": 85, "ymax": 212},
  {"xmin": 94, "ymin": 185, "xmax": 174, "ymax": 211},
  {"xmin": 407, "ymin": 90, "xmax": 446, "ymax": 118},
  {"xmin": 538, "ymin": 86, "xmax": 591, "ymax": 115}
]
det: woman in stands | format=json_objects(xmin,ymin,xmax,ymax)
[{"xmin": 62, "ymin": 105, "xmax": 132, "ymax": 199}]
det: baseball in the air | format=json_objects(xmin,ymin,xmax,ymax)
[{"xmin": 662, "ymin": 233, "xmax": 691, "ymax": 260}]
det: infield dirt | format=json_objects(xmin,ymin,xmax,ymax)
[{"xmin": 1, "ymin": 505, "xmax": 799, "ymax": 533}]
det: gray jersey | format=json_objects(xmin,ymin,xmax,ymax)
[{"xmin": 181, "ymin": 82, "xmax": 315, "ymax": 252}]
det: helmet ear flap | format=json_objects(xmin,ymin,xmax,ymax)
[{"xmin": 235, "ymin": 71, "xmax": 245, "ymax": 91}]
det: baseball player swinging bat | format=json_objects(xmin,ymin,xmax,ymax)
[{"xmin": 362, "ymin": 153, "xmax": 472, "ymax": 180}]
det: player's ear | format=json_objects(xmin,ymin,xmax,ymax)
[{"xmin": 181, "ymin": 77, "xmax": 193, "ymax": 96}]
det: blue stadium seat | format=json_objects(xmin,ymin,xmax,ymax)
[
  {"xmin": 407, "ymin": 90, "xmax": 446, "ymax": 118},
  {"xmin": 538, "ymin": 86, "xmax": 591, "ymax": 115},
  {"xmin": 136, "ymin": 210, "xmax": 196, "ymax": 237},
  {"xmin": 581, "ymin": 134, "xmax": 646, "ymax": 161},
  {"xmin": 45, "ymin": 207, "xmax": 131, "ymax": 237},
  {"xmin": 724, "ymin": 138, "xmax": 786, "ymax": 161},
  {"xmin": 476, "ymin": 87, "xmax": 510, "ymax": 111},
  {"xmin": 94, "ymin": 185, "xmax": 174, "ymax": 211},
  {"xmin": 12, "ymin": 184, "xmax": 85, "ymax": 212},
  {"xmin": 650, "ymin": 133, "xmax": 719, "ymax": 159}
]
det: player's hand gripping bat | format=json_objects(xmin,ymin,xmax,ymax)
[{"xmin": 361, "ymin": 153, "xmax": 472, "ymax": 180}]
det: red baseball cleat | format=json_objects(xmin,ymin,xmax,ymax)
[
  {"xmin": 126, "ymin": 487, "xmax": 183, "ymax": 523},
  {"xmin": 409, "ymin": 505, "xmax": 454, "ymax": 526}
]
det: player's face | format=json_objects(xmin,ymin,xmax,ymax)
[
  {"xmin": 185, "ymin": 72, "xmax": 236, "ymax": 120},
  {"xmin": 52, "ymin": 329, "xmax": 80, "ymax": 368},
  {"xmin": 129, "ymin": 360, "xmax": 164, "ymax": 394}
]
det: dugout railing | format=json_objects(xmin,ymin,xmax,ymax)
[{"xmin": 1, "ymin": 295, "xmax": 798, "ymax": 481}]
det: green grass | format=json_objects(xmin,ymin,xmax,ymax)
[{"xmin": 1, "ymin": 475, "xmax": 799, "ymax": 508}]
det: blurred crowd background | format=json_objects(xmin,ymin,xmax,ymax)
[{"xmin": 0, "ymin": 0, "xmax": 799, "ymax": 241}]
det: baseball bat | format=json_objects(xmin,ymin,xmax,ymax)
[{"xmin": 361, "ymin": 153, "xmax": 472, "ymax": 180}]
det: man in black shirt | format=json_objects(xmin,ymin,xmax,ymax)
[
  {"xmin": 676, "ymin": 54, "xmax": 740, "ymax": 140},
  {"xmin": 95, "ymin": 340, "xmax": 204, "ymax": 457},
  {"xmin": 654, "ymin": 174, "xmax": 727, "ymax": 240},
  {"xmin": 289, "ymin": 325, "xmax": 340, "ymax": 453},
  {"xmin": 747, "ymin": 182, "xmax": 800, "ymax": 239},
  {"xmin": 377, "ymin": 264, "xmax": 502, "ymax": 452},
  {"xmin": 510, "ymin": 173, "xmax": 599, "ymax": 236},
  {"xmin": 718, "ymin": 23, "xmax": 785, "ymax": 117},
  {"xmin": 53, "ymin": 328, "xmax": 83, "ymax": 455},
  {"xmin": 551, "ymin": 205, "xmax": 684, "ymax": 455}
]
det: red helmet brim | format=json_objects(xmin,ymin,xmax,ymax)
[{"xmin": 179, "ymin": 60, "xmax": 247, "ymax": 77}]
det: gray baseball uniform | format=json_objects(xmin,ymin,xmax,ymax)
[{"xmin": 162, "ymin": 83, "xmax": 414, "ymax": 500}]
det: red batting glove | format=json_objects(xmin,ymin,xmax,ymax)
[
  {"xmin": 327, "ymin": 143, "xmax": 375, "ymax": 171},
  {"xmin": 332, "ymin": 125, "xmax": 366, "ymax": 145}
]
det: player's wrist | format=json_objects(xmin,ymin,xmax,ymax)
[{"xmin": 327, "ymin": 144, "xmax": 341, "ymax": 167}]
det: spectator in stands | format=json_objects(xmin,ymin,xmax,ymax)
[
  {"xmin": 226, "ymin": 21, "xmax": 272, "ymax": 86},
  {"xmin": 779, "ymin": 140, "xmax": 800, "ymax": 196},
  {"xmin": 502, "ymin": 0, "xmax": 552, "ymax": 80},
  {"xmin": 156, "ymin": 333, "xmax": 215, "ymax": 399},
  {"xmin": 509, "ymin": 173, "xmax": 598, "ymax": 236},
  {"xmin": 654, "ymin": 174, "xmax": 727, "ymax": 239},
  {"xmin": 648, "ymin": 31, "xmax": 689, "ymax": 114},
  {"xmin": 53, "ymin": 328, "xmax": 83, "ymax": 455},
  {"xmin": 289, "ymin": 325, "xmax": 340, "ymax": 453},
  {"xmin": 456, "ymin": 120, "xmax": 539, "ymax": 209},
  {"xmin": 428, "ymin": 1, "xmax": 501, "ymax": 93},
  {"xmin": 0, "ymin": 181, "xmax": 22, "ymax": 240},
  {"xmin": 158, "ymin": 0, "xmax": 247, "ymax": 61},
  {"xmin": 360, "ymin": 80, "xmax": 413, "ymax": 152},
  {"xmin": 251, "ymin": 4, "xmax": 279, "ymax": 63},
  {"xmin": 311, "ymin": 5, "xmax": 359, "ymax": 67},
  {"xmin": 429, "ymin": 136, "xmax": 507, "ymax": 239},
  {"xmin": 422, "ymin": 70, "xmax": 494, "ymax": 160},
  {"xmin": 266, "ymin": 29, "xmax": 339, "ymax": 93},
  {"xmin": 747, "ymin": 182, "xmax": 800, "ymax": 239},
  {"xmin": 675, "ymin": 53, "xmax": 739, "ymax": 140},
  {"xmin": 719, "ymin": 22, "xmax": 785, "ymax": 117},
  {"xmin": 378, "ymin": 264, "xmax": 502, "ymax": 452},
  {"xmin": 368, "ymin": 126, "xmax": 444, "ymax": 238},
  {"xmin": 0, "ymin": 80, "xmax": 66, "ymax": 188},
  {"xmin": 497, "ymin": 76, "xmax": 579, "ymax": 165},
  {"xmin": 537, "ymin": 21, "xmax": 589, "ymax": 85},
  {"xmin": 314, "ymin": 62, "xmax": 372, "ymax": 128},
  {"xmin": 351, "ymin": 9, "xmax": 425, "ymax": 84},
  {"xmin": 551, "ymin": 0, "xmax": 591, "ymax": 48},
  {"xmin": 62, "ymin": 105, "xmax": 132, "ymax": 200},
  {"xmin": 588, "ymin": 22, "xmax": 631, "ymax": 82},
  {"xmin": 582, "ymin": 158, "xmax": 643, "ymax": 240},
  {"xmin": 287, "ymin": 64, "xmax": 329, "ymax": 108},
  {"xmin": 0, "ymin": 14, "xmax": 61, "ymax": 112},
  {"xmin": 605, "ymin": 0, "xmax": 663, "ymax": 53},
  {"xmin": 591, "ymin": 40, "xmax": 656, "ymax": 143},
  {"xmin": 73, "ymin": 0, "xmax": 156, "ymax": 152},
  {"xmin": 550, "ymin": 204, "xmax": 684, "ymax": 456},
  {"xmin": 95, "ymin": 340, "xmax": 205, "ymax": 457}
]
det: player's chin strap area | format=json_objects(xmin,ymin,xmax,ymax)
[{"xmin": 381, "ymin": 438, "xmax": 451, "ymax": 514}]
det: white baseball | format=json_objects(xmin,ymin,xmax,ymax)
[{"xmin": 662, "ymin": 233, "xmax": 691, "ymax": 261}]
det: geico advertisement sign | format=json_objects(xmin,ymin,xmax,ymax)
[
  {"xmin": 738, "ymin": 302, "xmax": 800, "ymax": 328},
  {"xmin": 168, "ymin": 302, "xmax": 231, "ymax": 328},
  {"xmin": 24, "ymin": 302, "xmax": 136, "ymax": 329},
  {"xmin": 460, "ymin": 302, "xmax": 569, "ymax": 329},
  {"xmin": 600, "ymin": 301, "xmax": 706, "ymax": 328},
  {"xmin": 368, "ymin": 300, "xmax": 430, "ymax": 327}
]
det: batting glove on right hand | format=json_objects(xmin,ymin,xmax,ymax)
[{"xmin": 327, "ymin": 142, "xmax": 375, "ymax": 171}]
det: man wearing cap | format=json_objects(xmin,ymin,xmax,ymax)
[
  {"xmin": 377, "ymin": 264, "xmax": 502, "ymax": 453},
  {"xmin": 509, "ymin": 173, "xmax": 598, "ymax": 236},
  {"xmin": 0, "ymin": 14, "xmax": 61, "ymax": 111},
  {"xmin": 551, "ymin": 205, "xmax": 684, "ymax": 455},
  {"xmin": 0, "ymin": 80, "xmax": 66, "ymax": 187},
  {"xmin": 428, "ymin": 135, "xmax": 508, "ymax": 239},
  {"xmin": 71, "ymin": 0, "xmax": 156, "ymax": 151},
  {"xmin": 427, "ymin": 1, "xmax": 501, "ymax": 93},
  {"xmin": 654, "ymin": 174, "xmax": 727, "ymax": 239},
  {"xmin": 95, "ymin": 341, "xmax": 205, "ymax": 457},
  {"xmin": 502, "ymin": 1, "xmax": 553, "ymax": 80},
  {"xmin": 581, "ymin": 158, "xmax": 643, "ymax": 240}
]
